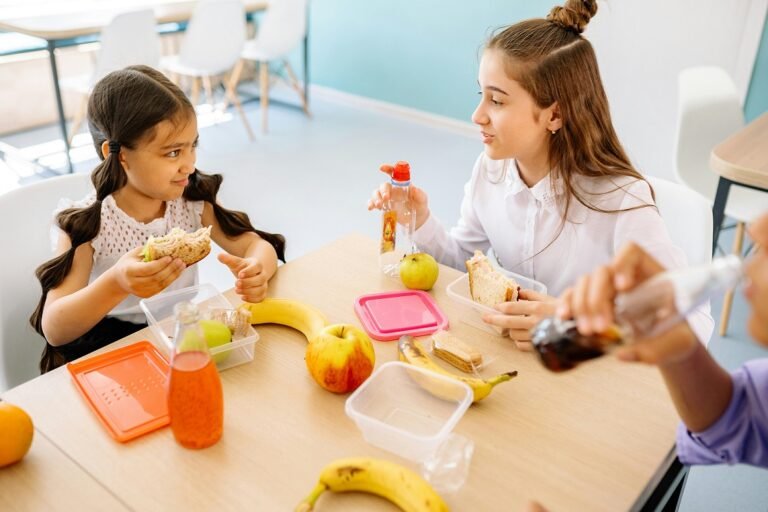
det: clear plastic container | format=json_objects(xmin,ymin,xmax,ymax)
[
  {"xmin": 345, "ymin": 361, "xmax": 472, "ymax": 463},
  {"xmin": 446, "ymin": 266, "xmax": 547, "ymax": 336},
  {"xmin": 139, "ymin": 284, "xmax": 259, "ymax": 371}
]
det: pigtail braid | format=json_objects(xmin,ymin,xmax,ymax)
[
  {"xmin": 31, "ymin": 156, "xmax": 124, "ymax": 372},
  {"xmin": 185, "ymin": 170, "xmax": 286, "ymax": 262}
]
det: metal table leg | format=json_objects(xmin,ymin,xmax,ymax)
[
  {"xmin": 712, "ymin": 177, "xmax": 732, "ymax": 256},
  {"xmin": 47, "ymin": 39, "xmax": 73, "ymax": 174},
  {"xmin": 631, "ymin": 447, "xmax": 689, "ymax": 512}
]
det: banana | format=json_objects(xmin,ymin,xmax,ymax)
[
  {"xmin": 295, "ymin": 457, "xmax": 448, "ymax": 512},
  {"xmin": 398, "ymin": 336, "xmax": 517, "ymax": 403},
  {"xmin": 239, "ymin": 298, "xmax": 328, "ymax": 340}
]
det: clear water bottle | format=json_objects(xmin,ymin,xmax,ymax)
[
  {"xmin": 531, "ymin": 255, "xmax": 744, "ymax": 372},
  {"xmin": 380, "ymin": 161, "xmax": 416, "ymax": 276}
]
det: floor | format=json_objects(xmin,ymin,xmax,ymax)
[{"xmin": 1, "ymin": 86, "xmax": 766, "ymax": 510}]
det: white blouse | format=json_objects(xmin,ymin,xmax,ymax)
[
  {"xmin": 412, "ymin": 152, "xmax": 714, "ymax": 344},
  {"xmin": 51, "ymin": 194, "xmax": 204, "ymax": 324}
]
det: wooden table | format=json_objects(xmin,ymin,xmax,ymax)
[
  {"xmin": 0, "ymin": 422, "xmax": 129, "ymax": 512},
  {"xmin": 710, "ymin": 111, "xmax": 768, "ymax": 255},
  {"xmin": 0, "ymin": 0, "xmax": 283, "ymax": 174},
  {"xmin": 1, "ymin": 234, "xmax": 679, "ymax": 511}
]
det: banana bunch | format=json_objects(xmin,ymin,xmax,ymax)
[
  {"xmin": 239, "ymin": 298, "xmax": 328, "ymax": 340},
  {"xmin": 398, "ymin": 336, "xmax": 516, "ymax": 403},
  {"xmin": 295, "ymin": 457, "xmax": 448, "ymax": 512}
]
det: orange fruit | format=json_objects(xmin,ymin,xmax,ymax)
[{"xmin": 0, "ymin": 402, "xmax": 34, "ymax": 467}]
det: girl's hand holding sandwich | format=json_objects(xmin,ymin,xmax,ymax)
[
  {"xmin": 483, "ymin": 290, "xmax": 558, "ymax": 349},
  {"xmin": 112, "ymin": 247, "xmax": 187, "ymax": 298}
]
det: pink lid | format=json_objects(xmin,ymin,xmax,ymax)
[{"xmin": 354, "ymin": 290, "xmax": 448, "ymax": 341}]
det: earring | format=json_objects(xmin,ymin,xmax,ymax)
[{"xmin": 551, "ymin": 130, "xmax": 557, "ymax": 135}]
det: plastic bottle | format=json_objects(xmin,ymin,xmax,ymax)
[
  {"xmin": 531, "ymin": 255, "xmax": 744, "ymax": 372},
  {"xmin": 167, "ymin": 301, "xmax": 224, "ymax": 448},
  {"xmin": 379, "ymin": 161, "xmax": 416, "ymax": 276}
]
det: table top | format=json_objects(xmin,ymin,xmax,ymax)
[
  {"xmin": 0, "ymin": 424, "xmax": 129, "ymax": 511},
  {"xmin": 1, "ymin": 233, "xmax": 679, "ymax": 511},
  {"xmin": 0, "ymin": 0, "xmax": 268, "ymax": 41},
  {"xmin": 710, "ymin": 111, "xmax": 768, "ymax": 190}
]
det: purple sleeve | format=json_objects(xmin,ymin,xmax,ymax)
[{"xmin": 676, "ymin": 359, "xmax": 768, "ymax": 468}]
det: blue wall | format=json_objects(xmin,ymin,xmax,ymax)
[
  {"xmin": 745, "ymin": 16, "xmax": 768, "ymax": 121},
  {"xmin": 302, "ymin": 0, "xmax": 551, "ymax": 121},
  {"xmin": 299, "ymin": 2, "xmax": 767, "ymax": 122}
]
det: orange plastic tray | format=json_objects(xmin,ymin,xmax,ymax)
[{"xmin": 67, "ymin": 341, "xmax": 170, "ymax": 442}]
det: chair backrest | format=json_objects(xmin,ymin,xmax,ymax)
[
  {"xmin": 253, "ymin": 0, "xmax": 307, "ymax": 57},
  {"xmin": 0, "ymin": 173, "xmax": 93, "ymax": 392},
  {"xmin": 93, "ymin": 9, "xmax": 160, "ymax": 83},
  {"xmin": 647, "ymin": 176, "xmax": 713, "ymax": 267},
  {"xmin": 178, "ymin": 0, "xmax": 246, "ymax": 73},
  {"xmin": 674, "ymin": 66, "xmax": 744, "ymax": 203}
]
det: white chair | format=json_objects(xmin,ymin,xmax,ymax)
[
  {"xmin": 225, "ymin": 0, "xmax": 310, "ymax": 134},
  {"xmin": 62, "ymin": 9, "xmax": 160, "ymax": 146},
  {"xmin": 161, "ymin": 0, "xmax": 254, "ymax": 140},
  {"xmin": 0, "ymin": 173, "xmax": 93, "ymax": 392},
  {"xmin": 647, "ymin": 176, "xmax": 713, "ymax": 268},
  {"xmin": 674, "ymin": 66, "xmax": 767, "ymax": 334}
]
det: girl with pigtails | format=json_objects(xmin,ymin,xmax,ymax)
[
  {"xmin": 368, "ymin": 0, "xmax": 713, "ymax": 349},
  {"xmin": 31, "ymin": 65, "xmax": 284, "ymax": 372}
]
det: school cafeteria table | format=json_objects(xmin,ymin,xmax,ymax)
[
  {"xmin": 710, "ymin": 111, "xmax": 768, "ymax": 255},
  {"xmin": 1, "ymin": 234, "xmax": 680, "ymax": 511}
]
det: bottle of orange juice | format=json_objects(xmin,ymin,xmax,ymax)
[{"xmin": 167, "ymin": 301, "xmax": 223, "ymax": 449}]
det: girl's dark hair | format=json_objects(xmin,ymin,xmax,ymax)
[{"xmin": 31, "ymin": 65, "xmax": 285, "ymax": 372}]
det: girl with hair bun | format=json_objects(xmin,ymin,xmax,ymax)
[
  {"xmin": 31, "ymin": 65, "xmax": 285, "ymax": 372},
  {"xmin": 368, "ymin": 0, "xmax": 713, "ymax": 349}
]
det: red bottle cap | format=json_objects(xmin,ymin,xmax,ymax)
[{"xmin": 392, "ymin": 161, "xmax": 410, "ymax": 182}]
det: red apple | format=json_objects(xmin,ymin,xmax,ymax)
[{"xmin": 305, "ymin": 324, "xmax": 375, "ymax": 393}]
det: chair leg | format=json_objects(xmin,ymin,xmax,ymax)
[
  {"xmin": 190, "ymin": 77, "xmax": 201, "ymax": 106},
  {"xmin": 224, "ymin": 76, "xmax": 255, "ymax": 142},
  {"xmin": 719, "ymin": 221, "xmax": 745, "ymax": 336},
  {"xmin": 222, "ymin": 60, "xmax": 245, "ymax": 113},
  {"xmin": 202, "ymin": 75, "xmax": 214, "ymax": 107},
  {"xmin": 260, "ymin": 60, "xmax": 269, "ymax": 134},
  {"xmin": 68, "ymin": 94, "xmax": 89, "ymax": 147},
  {"xmin": 283, "ymin": 60, "xmax": 311, "ymax": 117}
]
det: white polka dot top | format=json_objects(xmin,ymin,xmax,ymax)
[{"xmin": 51, "ymin": 193, "xmax": 205, "ymax": 324}]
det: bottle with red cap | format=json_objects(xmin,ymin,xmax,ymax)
[{"xmin": 380, "ymin": 161, "xmax": 416, "ymax": 276}]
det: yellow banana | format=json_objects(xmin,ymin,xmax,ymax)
[
  {"xmin": 398, "ymin": 336, "xmax": 516, "ymax": 403},
  {"xmin": 239, "ymin": 298, "xmax": 328, "ymax": 340},
  {"xmin": 295, "ymin": 457, "xmax": 448, "ymax": 512}
]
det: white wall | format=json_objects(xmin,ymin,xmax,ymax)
[{"xmin": 586, "ymin": 0, "xmax": 767, "ymax": 180}]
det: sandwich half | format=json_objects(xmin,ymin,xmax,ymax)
[
  {"xmin": 142, "ymin": 226, "xmax": 212, "ymax": 266},
  {"xmin": 466, "ymin": 250, "xmax": 520, "ymax": 306}
]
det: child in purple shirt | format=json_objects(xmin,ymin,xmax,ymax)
[{"xmin": 559, "ymin": 211, "xmax": 768, "ymax": 468}]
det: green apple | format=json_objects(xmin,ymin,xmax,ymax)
[
  {"xmin": 399, "ymin": 253, "xmax": 439, "ymax": 291},
  {"xmin": 179, "ymin": 319, "xmax": 232, "ymax": 364}
]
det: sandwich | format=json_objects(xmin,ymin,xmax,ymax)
[
  {"xmin": 142, "ymin": 226, "xmax": 212, "ymax": 265},
  {"xmin": 465, "ymin": 250, "xmax": 520, "ymax": 306}
]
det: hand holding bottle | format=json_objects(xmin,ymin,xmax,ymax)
[
  {"xmin": 554, "ymin": 242, "xmax": 708, "ymax": 366},
  {"xmin": 367, "ymin": 163, "xmax": 431, "ymax": 231}
]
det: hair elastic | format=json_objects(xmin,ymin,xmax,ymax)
[{"xmin": 108, "ymin": 140, "xmax": 121, "ymax": 154}]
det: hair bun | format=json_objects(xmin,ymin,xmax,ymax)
[{"xmin": 547, "ymin": 0, "xmax": 597, "ymax": 34}]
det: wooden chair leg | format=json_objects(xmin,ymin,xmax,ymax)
[
  {"xmin": 190, "ymin": 77, "xmax": 201, "ymax": 107},
  {"xmin": 68, "ymin": 94, "xmax": 89, "ymax": 147},
  {"xmin": 260, "ymin": 60, "xmax": 269, "ymax": 134},
  {"xmin": 202, "ymin": 75, "xmax": 214, "ymax": 107},
  {"xmin": 222, "ymin": 60, "xmax": 245, "ymax": 113},
  {"xmin": 283, "ymin": 60, "xmax": 311, "ymax": 117},
  {"xmin": 719, "ymin": 221, "xmax": 745, "ymax": 336},
  {"xmin": 224, "ymin": 76, "xmax": 255, "ymax": 142}
]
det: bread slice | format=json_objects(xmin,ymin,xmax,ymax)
[
  {"xmin": 465, "ymin": 250, "xmax": 520, "ymax": 306},
  {"xmin": 142, "ymin": 226, "xmax": 212, "ymax": 265}
]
